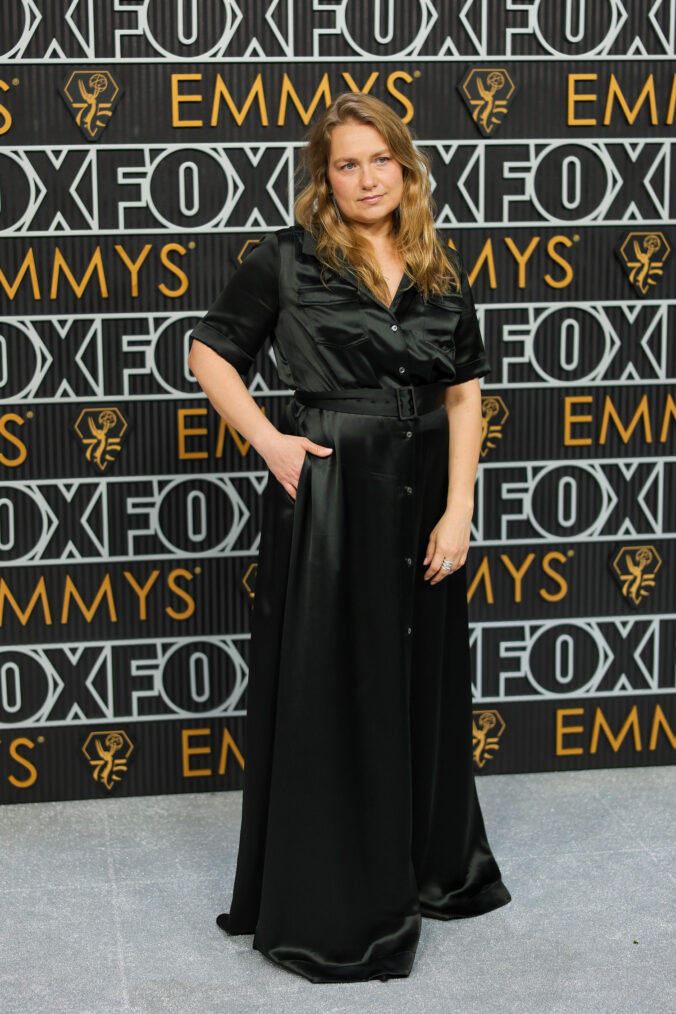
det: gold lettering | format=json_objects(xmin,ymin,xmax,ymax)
[
  {"xmin": 468, "ymin": 240, "xmax": 497, "ymax": 289},
  {"xmin": 181, "ymin": 728, "xmax": 211, "ymax": 777},
  {"xmin": 0, "ymin": 249, "xmax": 40, "ymax": 300},
  {"xmin": 0, "ymin": 577, "xmax": 52, "ymax": 626},
  {"xmin": 467, "ymin": 556, "xmax": 494, "ymax": 604},
  {"xmin": 599, "ymin": 394, "xmax": 652, "ymax": 445},
  {"xmin": 50, "ymin": 246, "xmax": 108, "ymax": 300},
  {"xmin": 114, "ymin": 244, "xmax": 153, "ymax": 298},
  {"xmin": 563, "ymin": 395, "xmax": 593, "ymax": 446},
  {"xmin": 556, "ymin": 707, "xmax": 585, "ymax": 755},
  {"xmin": 0, "ymin": 413, "xmax": 27, "ymax": 466},
  {"xmin": 504, "ymin": 237, "xmax": 540, "ymax": 289},
  {"xmin": 659, "ymin": 394, "xmax": 676, "ymax": 443},
  {"xmin": 666, "ymin": 74, "xmax": 676, "ymax": 125},
  {"xmin": 544, "ymin": 235, "xmax": 574, "ymax": 289},
  {"xmin": 540, "ymin": 552, "xmax": 568, "ymax": 602},
  {"xmin": 568, "ymin": 73, "xmax": 597, "ymax": 126},
  {"xmin": 217, "ymin": 728, "xmax": 245, "ymax": 775},
  {"xmin": 210, "ymin": 72, "xmax": 268, "ymax": 126},
  {"xmin": 500, "ymin": 553, "xmax": 536, "ymax": 603},
  {"xmin": 648, "ymin": 705, "xmax": 676, "ymax": 750},
  {"xmin": 386, "ymin": 71, "xmax": 414, "ymax": 123},
  {"xmin": 122, "ymin": 570, "xmax": 160, "ymax": 621},
  {"xmin": 61, "ymin": 574, "xmax": 117, "ymax": 624},
  {"xmin": 340, "ymin": 71, "xmax": 379, "ymax": 95},
  {"xmin": 603, "ymin": 73, "xmax": 658, "ymax": 125},
  {"xmin": 590, "ymin": 705, "xmax": 641, "ymax": 753},
  {"xmin": 8, "ymin": 738, "xmax": 38, "ymax": 788},
  {"xmin": 171, "ymin": 73, "xmax": 203, "ymax": 127},
  {"xmin": 158, "ymin": 243, "xmax": 189, "ymax": 297},
  {"xmin": 0, "ymin": 79, "xmax": 12, "ymax": 135},
  {"xmin": 166, "ymin": 569, "xmax": 195, "ymax": 621},
  {"xmin": 277, "ymin": 73, "xmax": 331, "ymax": 126},
  {"xmin": 178, "ymin": 407, "xmax": 208, "ymax": 459}
]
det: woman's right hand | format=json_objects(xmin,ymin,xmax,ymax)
[{"xmin": 263, "ymin": 433, "xmax": 333, "ymax": 501}]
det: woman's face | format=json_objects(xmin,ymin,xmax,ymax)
[{"xmin": 326, "ymin": 121, "xmax": 404, "ymax": 231}]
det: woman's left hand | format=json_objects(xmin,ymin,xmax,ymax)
[{"xmin": 422, "ymin": 505, "xmax": 473, "ymax": 585}]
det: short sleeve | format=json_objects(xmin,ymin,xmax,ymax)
[
  {"xmin": 189, "ymin": 232, "xmax": 280, "ymax": 376},
  {"xmin": 449, "ymin": 249, "xmax": 491, "ymax": 385}
]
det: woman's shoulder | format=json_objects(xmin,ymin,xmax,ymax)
[{"xmin": 271, "ymin": 224, "xmax": 306, "ymax": 244}]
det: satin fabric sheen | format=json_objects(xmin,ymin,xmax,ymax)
[{"xmin": 190, "ymin": 226, "xmax": 511, "ymax": 983}]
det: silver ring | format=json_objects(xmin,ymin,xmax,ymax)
[{"xmin": 440, "ymin": 558, "xmax": 453, "ymax": 571}]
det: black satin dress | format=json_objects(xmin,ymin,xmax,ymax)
[{"xmin": 189, "ymin": 225, "xmax": 511, "ymax": 983}]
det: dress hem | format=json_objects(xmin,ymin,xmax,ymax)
[
  {"xmin": 252, "ymin": 942, "xmax": 417, "ymax": 984},
  {"xmin": 419, "ymin": 878, "xmax": 512, "ymax": 921}
]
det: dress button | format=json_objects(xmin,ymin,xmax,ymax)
[
  {"xmin": 405, "ymin": 557, "xmax": 412, "ymax": 566},
  {"xmin": 391, "ymin": 324, "xmax": 398, "ymax": 331},
  {"xmin": 405, "ymin": 430, "xmax": 412, "ymax": 438},
  {"xmin": 405, "ymin": 486, "xmax": 413, "ymax": 495},
  {"xmin": 398, "ymin": 366, "xmax": 405, "ymax": 374},
  {"xmin": 407, "ymin": 626, "xmax": 412, "ymax": 635}
]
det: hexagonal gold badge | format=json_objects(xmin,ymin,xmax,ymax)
[
  {"xmin": 472, "ymin": 709, "xmax": 506, "ymax": 768},
  {"xmin": 82, "ymin": 730, "xmax": 134, "ymax": 790},
  {"xmin": 60, "ymin": 69, "xmax": 123, "ymax": 140},
  {"xmin": 610, "ymin": 544, "xmax": 662, "ymax": 607},
  {"xmin": 617, "ymin": 232, "xmax": 671, "ymax": 295},
  {"xmin": 238, "ymin": 239, "xmax": 262, "ymax": 263},
  {"xmin": 458, "ymin": 68, "xmax": 516, "ymax": 136},
  {"xmin": 480, "ymin": 395, "xmax": 508, "ymax": 458},
  {"xmin": 73, "ymin": 406, "xmax": 129, "ymax": 472}
]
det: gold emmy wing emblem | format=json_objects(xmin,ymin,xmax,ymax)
[
  {"xmin": 480, "ymin": 395, "xmax": 508, "ymax": 458},
  {"xmin": 472, "ymin": 710, "xmax": 506, "ymax": 768},
  {"xmin": 457, "ymin": 68, "xmax": 516, "ymax": 137},
  {"xmin": 82, "ymin": 730, "xmax": 134, "ymax": 790},
  {"xmin": 618, "ymin": 232, "xmax": 671, "ymax": 295},
  {"xmin": 60, "ymin": 70, "xmax": 122, "ymax": 140},
  {"xmin": 611, "ymin": 545, "xmax": 662, "ymax": 607},
  {"xmin": 73, "ymin": 406, "xmax": 128, "ymax": 472}
]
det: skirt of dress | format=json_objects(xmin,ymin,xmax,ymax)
[{"xmin": 216, "ymin": 394, "xmax": 511, "ymax": 983}]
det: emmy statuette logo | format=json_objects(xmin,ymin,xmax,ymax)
[
  {"xmin": 472, "ymin": 710, "xmax": 506, "ymax": 767},
  {"xmin": 617, "ymin": 232, "xmax": 671, "ymax": 295},
  {"xmin": 458, "ymin": 68, "xmax": 516, "ymax": 136},
  {"xmin": 610, "ymin": 545, "xmax": 662, "ymax": 607},
  {"xmin": 480, "ymin": 396, "xmax": 508, "ymax": 458},
  {"xmin": 60, "ymin": 70, "xmax": 123, "ymax": 140},
  {"xmin": 72, "ymin": 406, "xmax": 129, "ymax": 472},
  {"xmin": 82, "ymin": 730, "xmax": 134, "ymax": 790}
]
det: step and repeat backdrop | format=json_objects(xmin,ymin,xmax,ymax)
[{"xmin": 0, "ymin": 2, "xmax": 674, "ymax": 802}]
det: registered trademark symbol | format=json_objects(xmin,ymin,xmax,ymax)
[
  {"xmin": 567, "ymin": 549, "xmax": 574, "ymax": 556},
  {"xmin": 11, "ymin": 78, "xmax": 19, "ymax": 86},
  {"xmin": 194, "ymin": 566, "xmax": 202, "ymax": 574},
  {"xmin": 37, "ymin": 736, "xmax": 45, "ymax": 743},
  {"xmin": 413, "ymin": 70, "xmax": 421, "ymax": 78},
  {"xmin": 573, "ymin": 235, "xmax": 580, "ymax": 242},
  {"xmin": 188, "ymin": 241, "xmax": 196, "ymax": 249},
  {"xmin": 26, "ymin": 410, "xmax": 34, "ymax": 418}
]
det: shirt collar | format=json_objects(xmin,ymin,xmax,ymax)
[{"xmin": 299, "ymin": 225, "xmax": 413, "ymax": 317}]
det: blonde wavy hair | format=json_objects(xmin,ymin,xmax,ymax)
[{"xmin": 294, "ymin": 92, "xmax": 460, "ymax": 304}]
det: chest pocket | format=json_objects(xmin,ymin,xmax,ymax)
[
  {"xmin": 423, "ymin": 292, "xmax": 463, "ymax": 350},
  {"xmin": 296, "ymin": 283, "xmax": 367, "ymax": 350}
]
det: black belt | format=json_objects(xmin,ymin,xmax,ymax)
[{"xmin": 293, "ymin": 382, "xmax": 447, "ymax": 420}]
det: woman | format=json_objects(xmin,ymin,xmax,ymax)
[{"xmin": 187, "ymin": 92, "xmax": 511, "ymax": 983}]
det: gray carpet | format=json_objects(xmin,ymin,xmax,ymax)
[{"xmin": 1, "ymin": 766, "xmax": 674, "ymax": 1014}]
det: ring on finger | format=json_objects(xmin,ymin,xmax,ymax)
[{"xmin": 440, "ymin": 557, "xmax": 454, "ymax": 571}]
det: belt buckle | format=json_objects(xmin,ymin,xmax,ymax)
[{"xmin": 396, "ymin": 385, "xmax": 418, "ymax": 420}]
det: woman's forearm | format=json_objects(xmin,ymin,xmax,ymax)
[
  {"xmin": 187, "ymin": 339, "xmax": 281, "ymax": 459},
  {"xmin": 444, "ymin": 378, "xmax": 483, "ymax": 513}
]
